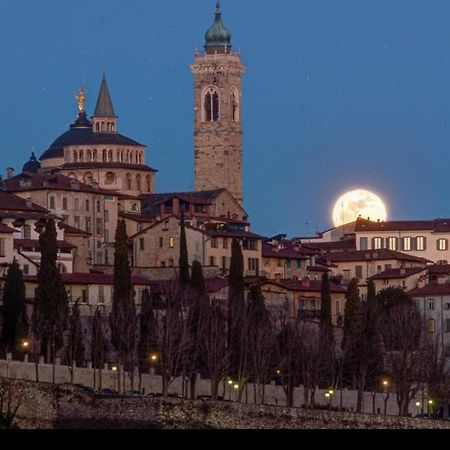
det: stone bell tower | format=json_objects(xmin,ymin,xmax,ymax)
[{"xmin": 191, "ymin": 1, "xmax": 245, "ymax": 205}]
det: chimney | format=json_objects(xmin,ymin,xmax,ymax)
[{"xmin": 6, "ymin": 167, "xmax": 14, "ymax": 179}]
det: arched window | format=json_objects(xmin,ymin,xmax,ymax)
[
  {"xmin": 146, "ymin": 175, "xmax": 152, "ymax": 192},
  {"xmin": 84, "ymin": 172, "xmax": 93, "ymax": 185},
  {"xmin": 108, "ymin": 150, "xmax": 113, "ymax": 162},
  {"xmin": 68, "ymin": 172, "xmax": 77, "ymax": 179},
  {"xmin": 96, "ymin": 122, "xmax": 100, "ymax": 132},
  {"xmin": 131, "ymin": 203, "xmax": 139, "ymax": 212},
  {"xmin": 79, "ymin": 151, "xmax": 84, "ymax": 162},
  {"xmin": 230, "ymin": 87, "xmax": 240, "ymax": 123},
  {"xmin": 93, "ymin": 150, "xmax": 97, "ymax": 162},
  {"xmin": 125, "ymin": 151, "xmax": 129, "ymax": 162},
  {"xmin": 136, "ymin": 174, "xmax": 141, "ymax": 191},
  {"xmin": 203, "ymin": 87, "xmax": 220, "ymax": 122},
  {"xmin": 102, "ymin": 150, "xmax": 107, "ymax": 162},
  {"xmin": 87, "ymin": 150, "xmax": 92, "ymax": 162},
  {"xmin": 73, "ymin": 151, "xmax": 78, "ymax": 163},
  {"xmin": 57, "ymin": 263, "xmax": 67, "ymax": 273},
  {"xmin": 105, "ymin": 172, "xmax": 116, "ymax": 185},
  {"xmin": 126, "ymin": 173, "xmax": 132, "ymax": 190}
]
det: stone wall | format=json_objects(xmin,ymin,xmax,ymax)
[
  {"xmin": 7, "ymin": 380, "xmax": 450, "ymax": 429},
  {"xmin": 0, "ymin": 357, "xmax": 432, "ymax": 417}
]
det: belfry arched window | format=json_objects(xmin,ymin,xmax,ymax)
[
  {"xmin": 203, "ymin": 87, "xmax": 220, "ymax": 122},
  {"xmin": 126, "ymin": 173, "xmax": 132, "ymax": 190},
  {"xmin": 146, "ymin": 175, "xmax": 152, "ymax": 192},
  {"xmin": 230, "ymin": 87, "xmax": 240, "ymax": 123},
  {"xmin": 136, "ymin": 174, "xmax": 141, "ymax": 191}
]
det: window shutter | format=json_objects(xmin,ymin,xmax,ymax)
[
  {"xmin": 371, "ymin": 238, "xmax": 375, "ymax": 250},
  {"xmin": 401, "ymin": 237, "xmax": 405, "ymax": 251},
  {"xmin": 411, "ymin": 237, "xmax": 417, "ymax": 251},
  {"xmin": 423, "ymin": 237, "xmax": 427, "ymax": 251}
]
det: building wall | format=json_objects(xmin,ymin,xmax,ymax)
[
  {"xmin": 355, "ymin": 229, "xmax": 450, "ymax": 264},
  {"xmin": 372, "ymin": 270, "xmax": 427, "ymax": 294}
]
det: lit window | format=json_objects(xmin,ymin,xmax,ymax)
[
  {"xmin": 428, "ymin": 319, "xmax": 436, "ymax": 333},
  {"xmin": 373, "ymin": 237, "xmax": 383, "ymax": 250},
  {"xmin": 416, "ymin": 236, "xmax": 426, "ymax": 251},
  {"xmin": 169, "ymin": 237, "xmax": 175, "ymax": 248},
  {"xmin": 403, "ymin": 237, "xmax": 412, "ymax": 251},
  {"xmin": 438, "ymin": 239, "xmax": 448, "ymax": 251},
  {"xmin": 387, "ymin": 237, "xmax": 398, "ymax": 251}
]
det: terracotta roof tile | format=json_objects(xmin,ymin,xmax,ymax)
[{"xmin": 369, "ymin": 267, "xmax": 426, "ymax": 280}]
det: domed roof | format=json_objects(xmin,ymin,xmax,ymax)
[
  {"xmin": 22, "ymin": 152, "xmax": 41, "ymax": 174},
  {"xmin": 205, "ymin": 2, "xmax": 232, "ymax": 49},
  {"xmin": 40, "ymin": 112, "xmax": 144, "ymax": 161}
]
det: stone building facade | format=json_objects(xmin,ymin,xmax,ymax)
[{"xmin": 192, "ymin": 3, "xmax": 245, "ymax": 205}]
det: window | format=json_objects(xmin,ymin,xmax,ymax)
[
  {"xmin": 74, "ymin": 198, "xmax": 80, "ymax": 211},
  {"xmin": 23, "ymin": 264, "xmax": 29, "ymax": 275},
  {"xmin": 126, "ymin": 174, "xmax": 132, "ymax": 190},
  {"xmin": 159, "ymin": 237, "xmax": 163, "ymax": 248},
  {"xmin": 203, "ymin": 87, "xmax": 220, "ymax": 122},
  {"xmin": 49, "ymin": 196, "xmax": 55, "ymax": 209},
  {"xmin": 104, "ymin": 209, "xmax": 109, "ymax": 222},
  {"xmin": 336, "ymin": 300, "xmax": 341, "ymax": 315},
  {"xmin": 105, "ymin": 172, "xmax": 115, "ymax": 185},
  {"xmin": 0, "ymin": 238, "xmax": 5, "ymax": 257},
  {"xmin": 355, "ymin": 265, "xmax": 363, "ymax": 280},
  {"xmin": 211, "ymin": 237, "xmax": 218, "ymax": 248},
  {"xmin": 428, "ymin": 319, "xmax": 436, "ymax": 333},
  {"xmin": 169, "ymin": 237, "xmax": 175, "ymax": 248},
  {"xmin": 222, "ymin": 256, "xmax": 227, "ymax": 270},
  {"xmin": 86, "ymin": 199, "xmax": 90, "ymax": 212},
  {"xmin": 104, "ymin": 230, "xmax": 109, "ymax": 243},
  {"xmin": 97, "ymin": 201, "xmax": 101, "ymax": 213},
  {"xmin": 62, "ymin": 197, "xmax": 68, "ymax": 210},
  {"xmin": 223, "ymin": 238, "xmax": 228, "ymax": 249},
  {"xmin": 248, "ymin": 258, "xmax": 259, "ymax": 272},
  {"xmin": 136, "ymin": 175, "xmax": 141, "ymax": 191},
  {"xmin": 85, "ymin": 218, "xmax": 91, "ymax": 233},
  {"xmin": 438, "ymin": 239, "xmax": 448, "ymax": 251},
  {"xmin": 402, "ymin": 237, "xmax": 412, "ymax": 251},
  {"xmin": 169, "ymin": 258, "xmax": 174, "ymax": 267},
  {"xmin": 74, "ymin": 216, "xmax": 80, "ymax": 229},
  {"xmin": 139, "ymin": 238, "xmax": 145, "ymax": 251},
  {"xmin": 163, "ymin": 221, "xmax": 169, "ymax": 231},
  {"xmin": 429, "ymin": 299, "xmax": 435, "ymax": 311},
  {"xmin": 296, "ymin": 260, "xmax": 302, "ymax": 269},
  {"xmin": 360, "ymin": 237, "xmax": 368, "ymax": 250},
  {"xmin": 160, "ymin": 261, "xmax": 166, "ymax": 268},
  {"xmin": 387, "ymin": 237, "xmax": 398, "ymax": 251},
  {"xmin": 230, "ymin": 87, "xmax": 239, "ymax": 122},
  {"xmin": 373, "ymin": 237, "xmax": 383, "ymax": 250},
  {"xmin": 98, "ymin": 286, "xmax": 105, "ymax": 304},
  {"xmin": 445, "ymin": 319, "xmax": 450, "ymax": 333},
  {"xmin": 81, "ymin": 290, "xmax": 88, "ymax": 304},
  {"xmin": 210, "ymin": 256, "xmax": 216, "ymax": 266},
  {"xmin": 416, "ymin": 236, "xmax": 426, "ymax": 251},
  {"xmin": 286, "ymin": 259, "xmax": 292, "ymax": 269},
  {"xmin": 22, "ymin": 225, "xmax": 31, "ymax": 239},
  {"xmin": 299, "ymin": 298, "xmax": 306, "ymax": 311},
  {"xmin": 445, "ymin": 303, "xmax": 450, "ymax": 310},
  {"xmin": 243, "ymin": 239, "xmax": 258, "ymax": 251},
  {"xmin": 96, "ymin": 219, "xmax": 102, "ymax": 235}
]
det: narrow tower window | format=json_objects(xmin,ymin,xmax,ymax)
[
  {"xmin": 230, "ymin": 87, "xmax": 239, "ymax": 123},
  {"xmin": 203, "ymin": 87, "xmax": 220, "ymax": 122}
]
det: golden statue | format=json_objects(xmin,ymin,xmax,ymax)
[{"xmin": 75, "ymin": 88, "xmax": 86, "ymax": 113}]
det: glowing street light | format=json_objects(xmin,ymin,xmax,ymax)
[
  {"xmin": 21, "ymin": 340, "xmax": 30, "ymax": 349},
  {"xmin": 228, "ymin": 380, "xmax": 233, "ymax": 385},
  {"xmin": 233, "ymin": 384, "xmax": 239, "ymax": 390}
]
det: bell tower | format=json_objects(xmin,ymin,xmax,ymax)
[{"xmin": 191, "ymin": 2, "xmax": 245, "ymax": 205}]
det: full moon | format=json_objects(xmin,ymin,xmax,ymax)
[{"xmin": 332, "ymin": 189, "xmax": 388, "ymax": 227}]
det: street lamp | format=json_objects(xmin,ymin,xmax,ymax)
[
  {"xmin": 428, "ymin": 400, "xmax": 434, "ymax": 419},
  {"xmin": 112, "ymin": 365, "xmax": 118, "ymax": 392},
  {"xmin": 415, "ymin": 401, "xmax": 421, "ymax": 417},
  {"xmin": 382, "ymin": 379, "xmax": 390, "ymax": 416}
]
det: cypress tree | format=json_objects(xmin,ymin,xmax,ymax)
[
  {"xmin": 319, "ymin": 271, "xmax": 335, "ymax": 387},
  {"xmin": 65, "ymin": 301, "xmax": 85, "ymax": 383},
  {"xmin": 32, "ymin": 219, "xmax": 69, "ymax": 364},
  {"xmin": 1, "ymin": 259, "xmax": 28, "ymax": 355},
  {"xmin": 110, "ymin": 219, "xmax": 137, "ymax": 391},
  {"xmin": 190, "ymin": 260, "xmax": 206, "ymax": 297},
  {"xmin": 228, "ymin": 238, "xmax": 245, "ymax": 378},
  {"xmin": 179, "ymin": 212, "xmax": 190, "ymax": 288},
  {"xmin": 91, "ymin": 307, "xmax": 108, "ymax": 390}
]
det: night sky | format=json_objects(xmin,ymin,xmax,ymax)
[{"xmin": 0, "ymin": 0, "xmax": 449, "ymax": 238}]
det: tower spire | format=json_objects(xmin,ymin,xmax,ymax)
[
  {"xmin": 92, "ymin": 75, "xmax": 118, "ymax": 133},
  {"xmin": 205, "ymin": 0, "xmax": 232, "ymax": 53}
]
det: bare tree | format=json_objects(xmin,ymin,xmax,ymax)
[{"xmin": 0, "ymin": 377, "xmax": 21, "ymax": 429}]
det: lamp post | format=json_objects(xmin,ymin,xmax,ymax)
[
  {"xmin": 227, "ymin": 379, "xmax": 233, "ymax": 401},
  {"xmin": 21, "ymin": 339, "xmax": 30, "ymax": 362},
  {"xmin": 382, "ymin": 379, "xmax": 390, "ymax": 415},
  {"xmin": 112, "ymin": 365, "xmax": 118, "ymax": 393},
  {"xmin": 325, "ymin": 390, "xmax": 333, "ymax": 410},
  {"xmin": 233, "ymin": 383, "xmax": 239, "ymax": 402},
  {"xmin": 415, "ymin": 401, "xmax": 421, "ymax": 418},
  {"xmin": 428, "ymin": 400, "xmax": 433, "ymax": 419}
]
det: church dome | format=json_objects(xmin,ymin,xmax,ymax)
[
  {"xmin": 205, "ymin": 2, "xmax": 232, "ymax": 49},
  {"xmin": 22, "ymin": 152, "xmax": 41, "ymax": 174}
]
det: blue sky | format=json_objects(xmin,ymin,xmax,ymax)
[{"xmin": 0, "ymin": 0, "xmax": 450, "ymax": 237}]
